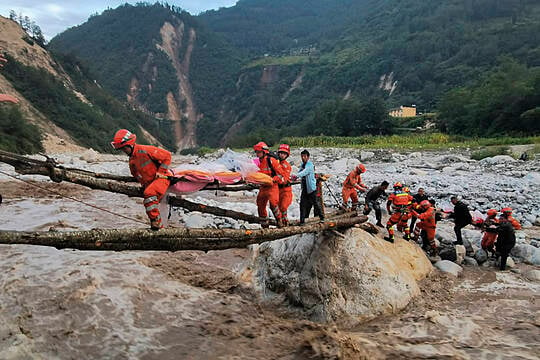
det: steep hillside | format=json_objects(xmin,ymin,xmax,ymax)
[
  {"xmin": 0, "ymin": 16, "xmax": 175, "ymax": 153},
  {"xmin": 49, "ymin": 4, "xmax": 242, "ymax": 149},
  {"xmin": 49, "ymin": 1, "xmax": 540, "ymax": 147}
]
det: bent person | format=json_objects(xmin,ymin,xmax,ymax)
[
  {"xmin": 111, "ymin": 129, "xmax": 172, "ymax": 230},
  {"xmin": 363, "ymin": 181, "xmax": 389, "ymax": 227},
  {"xmin": 342, "ymin": 164, "xmax": 367, "ymax": 210}
]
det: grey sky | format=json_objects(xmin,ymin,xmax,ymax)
[{"xmin": 1, "ymin": 1, "xmax": 238, "ymax": 40}]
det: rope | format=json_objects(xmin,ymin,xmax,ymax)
[{"xmin": 0, "ymin": 169, "xmax": 148, "ymax": 225}]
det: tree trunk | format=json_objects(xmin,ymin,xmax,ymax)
[{"xmin": 0, "ymin": 216, "xmax": 367, "ymax": 252}]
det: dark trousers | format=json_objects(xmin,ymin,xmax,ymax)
[
  {"xmin": 364, "ymin": 200, "xmax": 382, "ymax": 222},
  {"xmin": 454, "ymin": 224, "xmax": 467, "ymax": 245},
  {"xmin": 500, "ymin": 253, "xmax": 509, "ymax": 270},
  {"xmin": 300, "ymin": 191, "xmax": 324, "ymax": 223}
]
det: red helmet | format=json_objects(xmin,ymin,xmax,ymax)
[
  {"xmin": 111, "ymin": 129, "xmax": 136, "ymax": 149},
  {"xmin": 278, "ymin": 144, "xmax": 290, "ymax": 155},
  {"xmin": 356, "ymin": 163, "xmax": 366, "ymax": 173},
  {"xmin": 420, "ymin": 200, "xmax": 431, "ymax": 208},
  {"xmin": 487, "ymin": 209, "xmax": 498, "ymax": 216},
  {"xmin": 501, "ymin": 207, "xmax": 513, "ymax": 215},
  {"xmin": 253, "ymin": 141, "xmax": 269, "ymax": 153},
  {"xmin": 402, "ymin": 186, "xmax": 410, "ymax": 193},
  {"xmin": 393, "ymin": 182, "xmax": 403, "ymax": 189}
]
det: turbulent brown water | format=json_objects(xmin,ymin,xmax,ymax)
[{"xmin": 0, "ymin": 153, "xmax": 539, "ymax": 359}]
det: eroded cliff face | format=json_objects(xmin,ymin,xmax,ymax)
[{"xmin": 155, "ymin": 21, "xmax": 201, "ymax": 150}]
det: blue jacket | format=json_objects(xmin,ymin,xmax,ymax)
[{"xmin": 297, "ymin": 160, "xmax": 316, "ymax": 194}]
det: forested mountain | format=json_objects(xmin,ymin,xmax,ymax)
[
  {"xmin": 49, "ymin": 0, "xmax": 540, "ymax": 148},
  {"xmin": 0, "ymin": 15, "xmax": 175, "ymax": 154}
]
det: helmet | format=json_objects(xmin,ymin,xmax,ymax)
[
  {"xmin": 420, "ymin": 200, "xmax": 431, "ymax": 208},
  {"xmin": 501, "ymin": 207, "xmax": 513, "ymax": 215},
  {"xmin": 111, "ymin": 129, "xmax": 136, "ymax": 149},
  {"xmin": 253, "ymin": 141, "xmax": 269, "ymax": 153},
  {"xmin": 393, "ymin": 182, "xmax": 403, "ymax": 189},
  {"xmin": 356, "ymin": 163, "xmax": 366, "ymax": 173},
  {"xmin": 278, "ymin": 144, "xmax": 290, "ymax": 155},
  {"xmin": 487, "ymin": 209, "xmax": 498, "ymax": 216},
  {"xmin": 402, "ymin": 186, "xmax": 410, "ymax": 193}
]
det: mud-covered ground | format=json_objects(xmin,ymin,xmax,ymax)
[{"xmin": 1, "ymin": 155, "xmax": 539, "ymax": 359}]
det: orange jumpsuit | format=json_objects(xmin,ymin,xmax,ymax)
[
  {"xmin": 412, "ymin": 206, "xmax": 437, "ymax": 250},
  {"xmin": 481, "ymin": 216, "xmax": 498, "ymax": 252},
  {"xmin": 277, "ymin": 159, "xmax": 292, "ymax": 225},
  {"xmin": 386, "ymin": 191, "xmax": 413, "ymax": 239},
  {"xmin": 342, "ymin": 170, "xmax": 366, "ymax": 208},
  {"xmin": 129, "ymin": 144, "xmax": 172, "ymax": 228},
  {"xmin": 257, "ymin": 156, "xmax": 284, "ymax": 226},
  {"xmin": 505, "ymin": 215, "xmax": 522, "ymax": 230}
]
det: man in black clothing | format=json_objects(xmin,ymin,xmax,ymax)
[
  {"xmin": 410, "ymin": 188, "xmax": 429, "ymax": 233},
  {"xmin": 363, "ymin": 181, "xmax": 389, "ymax": 227},
  {"xmin": 449, "ymin": 196, "xmax": 472, "ymax": 245},
  {"xmin": 495, "ymin": 218, "xmax": 516, "ymax": 270}
]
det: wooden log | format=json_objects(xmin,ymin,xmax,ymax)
[{"xmin": 0, "ymin": 216, "xmax": 367, "ymax": 252}]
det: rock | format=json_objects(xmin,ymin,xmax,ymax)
[
  {"xmin": 523, "ymin": 269, "xmax": 540, "ymax": 282},
  {"xmin": 332, "ymin": 158, "xmax": 349, "ymax": 174},
  {"xmin": 506, "ymin": 257, "xmax": 515, "ymax": 268},
  {"xmin": 434, "ymin": 260, "xmax": 463, "ymax": 277},
  {"xmin": 474, "ymin": 249, "xmax": 488, "ymax": 264},
  {"xmin": 455, "ymin": 245, "xmax": 466, "ymax": 264},
  {"xmin": 436, "ymin": 229, "xmax": 455, "ymax": 245},
  {"xmin": 251, "ymin": 229, "xmax": 432, "ymax": 324},
  {"xmin": 533, "ymin": 217, "xmax": 540, "ymax": 226},
  {"xmin": 524, "ymin": 214, "xmax": 537, "ymax": 223},
  {"xmin": 463, "ymin": 257, "xmax": 478, "ymax": 266},
  {"xmin": 511, "ymin": 244, "xmax": 540, "ymax": 265},
  {"xmin": 475, "ymin": 197, "xmax": 489, "ymax": 205},
  {"xmin": 410, "ymin": 169, "xmax": 427, "ymax": 176},
  {"xmin": 442, "ymin": 166, "xmax": 455, "ymax": 173},
  {"xmin": 439, "ymin": 246, "xmax": 457, "ymax": 262},
  {"xmin": 79, "ymin": 148, "xmax": 100, "ymax": 163},
  {"xmin": 409, "ymin": 152, "xmax": 422, "ymax": 159},
  {"xmin": 360, "ymin": 151, "xmax": 375, "ymax": 161},
  {"xmin": 523, "ymin": 172, "xmax": 540, "ymax": 186},
  {"xmin": 479, "ymin": 155, "xmax": 517, "ymax": 165}
]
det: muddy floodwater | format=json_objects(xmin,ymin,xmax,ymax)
[{"xmin": 0, "ymin": 152, "xmax": 539, "ymax": 359}]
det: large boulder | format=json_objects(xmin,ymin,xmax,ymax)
[
  {"xmin": 479, "ymin": 155, "xmax": 517, "ymax": 165},
  {"xmin": 434, "ymin": 260, "xmax": 463, "ymax": 277},
  {"xmin": 250, "ymin": 229, "xmax": 432, "ymax": 324},
  {"xmin": 511, "ymin": 244, "xmax": 540, "ymax": 265}
]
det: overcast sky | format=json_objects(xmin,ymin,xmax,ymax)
[{"xmin": 1, "ymin": 1, "xmax": 238, "ymax": 40}]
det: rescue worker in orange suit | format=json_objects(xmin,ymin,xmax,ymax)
[
  {"xmin": 385, "ymin": 182, "xmax": 413, "ymax": 243},
  {"xmin": 254, "ymin": 142, "xmax": 284, "ymax": 228},
  {"xmin": 409, "ymin": 187, "xmax": 428, "ymax": 233},
  {"xmin": 276, "ymin": 144, "xmax": 293, "ymax": 226},
  {"xmin": 481, "ymin": 209, "xmax": 499, "ymax": 257},
  {"xmin": 342, "ymin": 164, "xmax": 367, "ymax": 210},
  {"xmin": 499, "ymin": 207, "xmax": 522, "ymax": 230},
  {"xmin": 111, "ymin": 129, "xmax": 172, "ymax": 230},
  {"xmin": 411, "ymin": 200, "xmax": 439, "ymax": 257}
]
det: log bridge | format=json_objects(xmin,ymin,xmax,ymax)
[{"xmin": 0, "ymin": 150, "xmax": 369, "ymax": 251}]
